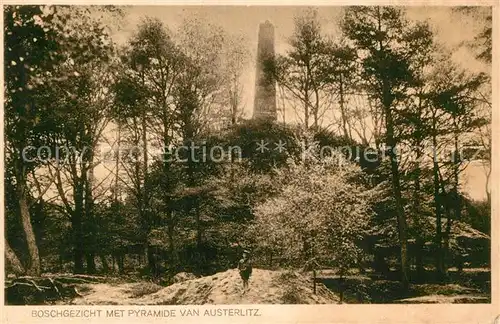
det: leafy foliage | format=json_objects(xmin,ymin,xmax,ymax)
[{"xmin": 251, "ymin": 151, "xmax": 374, "ymax": 274}]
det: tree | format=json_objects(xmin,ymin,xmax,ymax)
[
  {"xmin": 393, "ymin": 23, "xmax": 437, "ymax": 280},
  {"xmin": 170, "ymin": 17, "xmax": 249, "ymax": 263},
  {"xmin": 322, "ymin": 41, "xmax": 359, "ymax": 140},
  {"xmin": 111, "ymin": 16, "xmax": 251, "ymax": 276},
  {"xmin": 453, "ymin": 7, "xmax": 492, "ymax": 204},
  {"xmin": 252, "ymin": 149, "xmax": 374, "ymax": 276},
  {"xmin": 342, "ymin": 6, "xmax": 434, "ymax": 289},
  {"xmin": 426, "ymin": 61, "xmax": 488, "ymax": 278},
  {"xmin": 224, "ymin": 34, "xmax": 250, "ymax": 125},
  {"xmin": 113, "ymin": 17, "xmax": 186, "ymax": 277},
  {"xmin": 4, "ymin": 5, "xmax": 66, "ymax": 275},
  {"xmin": 269, "ymin": 8, "xmax": 333, "ymax": 129},
  {"xmin": 40, "ymin": 6, "xmax": 118, "ymax": 274},
  {"xmin": 453, "ymin": 7, "xmax": 492, "ymax": 64}
]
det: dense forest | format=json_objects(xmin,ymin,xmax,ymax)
[{"xmin": 4, "ymin": 5, "xmax": 492, "ymax": 304}]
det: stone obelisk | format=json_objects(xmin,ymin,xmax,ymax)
[{"xmin": 253, "ymin": 20, "xmax": 277, "ymax": 121}]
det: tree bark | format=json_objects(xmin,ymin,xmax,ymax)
[
  {"xmin": 339, "ymin": 74, "xmax": 350, "ymax": 139},
  {"xmin": 98, "ymin": 254, "xmax": 109, "ymax": 273},
  {"xmin": 373, "ymin": 9, "xmax": 409, "ymax": 289},
  {"xmin": 453, "ymin": 129, "xmax": 462, "ymax": 224},
  {"xmin": 118, "ymin": 254, "xmax": 124, "ymax": 274},
  {"xmin": 432, "ymin": 120, "xmax": 446, "ymax": 281},
  {"xmin": 443, "ymin": 127, "xmax": 461, "ymax": 278},
  {"xmin": 18, "ymin": 185, "xmax": 41, "ymax": 276},
  {"xmin": 147, "ymin": 246, "xmax": 159, "ymax": 278},
  {"xmin": 84, "ymin": 153, "xmax": 97, "ymax": 275},
  {"xmin": 313, "ymin": 87, "xmax": 319, "ymax": 129},
  {"xmin": 415, "ymin": 239, "xmax": 425, "ymax": 282},
  {"xmin": 114, "ymin": 120, "xmax": 121, "ymax": 202},
  {"xmin": 5, "ymin": 240, "xmax": 25, "ymax": 276},
  {"xmin": 140, "ymin": 73, "xmax": 155, "ymax": 276},
  {"xmin": 413, "ymin": 126, "xmax": 425, "ymax": 281},
  {"xmin": 304, "ymin": 79, "xmax": 310, "ymax": 129},
  {"xmin": 72, "ymin": 184, "xmax": 85, "ymax": 274},
  {"xmin": 167, "ymin": 214, "xmax": 176, "ymax": 271},
  {"xmin": 384, "ymin": 89, "xmax": 409, "ymax": 290},
  {"xmin": 85, "ymin": 253, "xmax": 96, "ymax": 274}
]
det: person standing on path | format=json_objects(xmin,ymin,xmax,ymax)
[{"xmin": 238, "ymin": 250, "xmax": 252, "ymax": 293}]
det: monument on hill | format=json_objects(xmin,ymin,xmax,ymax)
[{"xmin": 253, "ymin": 20, "xmax": 277, "ymax": 121}]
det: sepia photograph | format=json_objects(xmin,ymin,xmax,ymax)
[{"xmin": 2, "ymin": 3, "xmax": 494, "ymax": 310}]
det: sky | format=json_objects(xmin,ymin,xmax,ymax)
[
  {"xmin": 110, "ymin": 6, "xmax": 489, "ymax": 118},
  {"xmin": 100, "ymin": 6, "xmax": 490, "ymax": 201}
]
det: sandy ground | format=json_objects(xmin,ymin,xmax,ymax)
[
  {"xmin": 397, "ymin": 294, "xmax": 490, "ymax": 303},
  {"xmin": 68, "ymin": 268, "xmax": 339, "ymax": 305}
]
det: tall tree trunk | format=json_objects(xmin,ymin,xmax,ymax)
[
  {"xmin": 230, "ymin": 83, "xmax": 239, "ymax": 125},
  {"xmin": 118, "ymin": 254, "xmax": 124, "ymax": 274},
  {"xmin": 18, "ymin": 184, "xmax": 41, "ymax": 276},
  {"xmin": 163, "ymin": 129, "xmax": 176, "ymax": 273},
  {"xmin": 444, "ymin": 127, "xmax": 461, "ymax": 276},
  {"xmin": 73, "ymin": 183, "xmax": 85, "ymax": 274},
  {"xmin": 99, "ymin": 254, "xmax": 109, "ymax": 273},
  {"xmin": 10, "ymin": 59, "xmax": 40, "ymax": 276},
  {"xmin": 84, "ymin": 160, "xmax": 97, "ymax": 274},
  {"xmin": 167, "ymin": 214, "xmax": 175, "ymax": 271},
  {"xmin": 413, "ymin": 140, "xmax": 425, "ymax": 281},
  {"xmin": 147, "ymin": 246, "xmax": 158, "ymax": 278},
  {"xmin": 5, "ymin": 239, "xmax": 25, "ymax": 276},
  {"xmin": 85, "ymin": 254, "xmax": 96, "ymax": 274},
  {"xmin": 413, "ymin": 92, "xmax": 425, "ymax": 281},
  {"xmin": 72, "ymin": 221, "xmax": 85, "ymax": 273},
  {"xmin": 112, "ymin": 122, "xmax": 121, "ymax": 276},
  {"xmin": 114, "ymin": 121, "xmax": 121, "ymax": 202},
  {"xmin": 304, "ymin": 81, "xmax": 310, "ymax": 129},
  {"xmin": 432, "ymin": 121, "xmax": 446, "ymax": 281},
  {"xmin": 313, "ymin": 87, "xmax": 319, "ymax": 129},
  {"xmin": 141, "ymin": 86, "xmax": 155, "ymax": 276},
  {"xmin": 185, "ymin": 132, "xmax": 202, "ymax": 254},
  {"xmin": 453, "ymin": 129, "xmax": 461, "ymax": 224},
  {"xmin": 384, "ymin": 89, "xmax": 409, "ymax": 290},
  {"xmin": 339, "ymin": 74, "xmax": 349, "ymax": 139},
  {"xmin": 415, "ymin": 240, "xmax": 425, "ymax": 282},
  {"xmin": 438, "ymin": 168, "xmax": 454, "ymax": 275}
]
